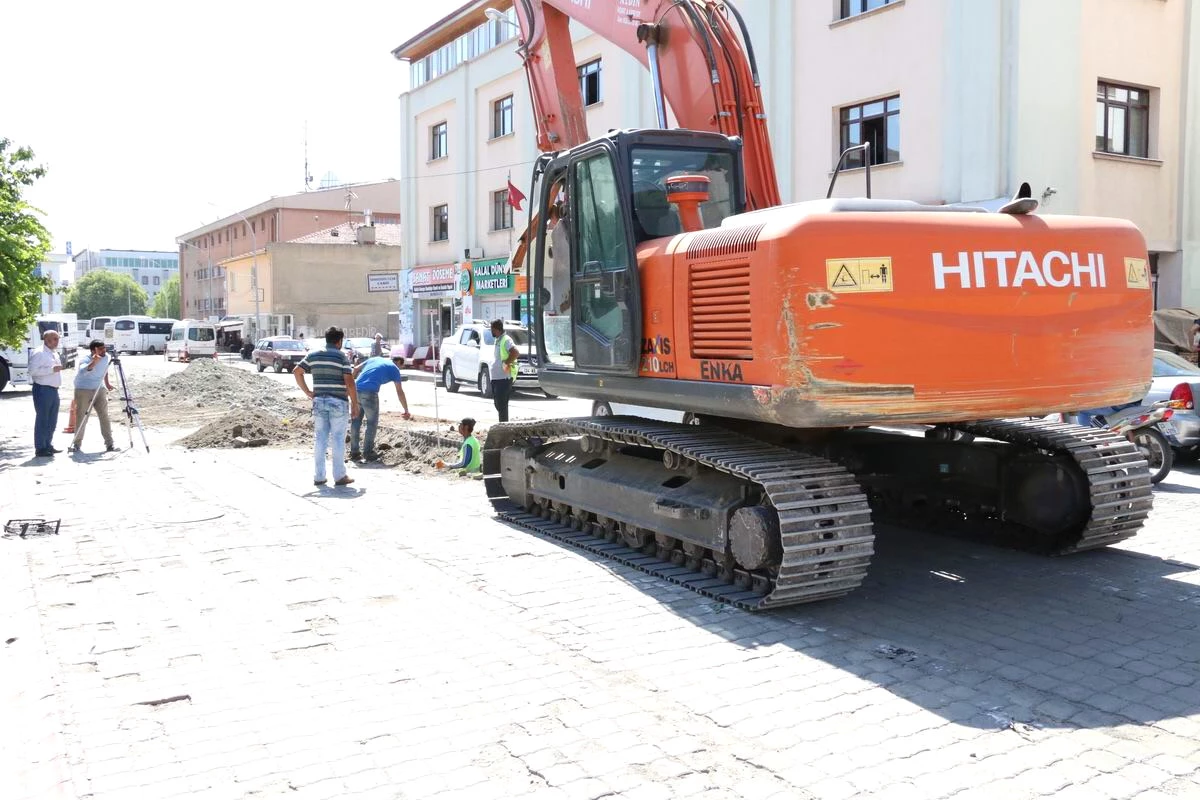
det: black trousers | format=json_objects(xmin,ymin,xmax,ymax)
[{"xmin": 492, "ymin": 378, "xmax": 513, "ymax": 422}]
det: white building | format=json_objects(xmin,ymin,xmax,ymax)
[
  {"xmin": 394, "ymin": 0, "xmax": 1199, "ymax": 335},
  {"xmin": 35, "ymin": 253, "xmax": 72, "ymax": 314},
  {"xmin": 72, "ymin": 248, "xmax": 179, "ymax": 308}
]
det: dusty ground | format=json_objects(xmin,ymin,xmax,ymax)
[{"xmin": 144, "ymin": 360, "xmax": 472, "ymax": 477}]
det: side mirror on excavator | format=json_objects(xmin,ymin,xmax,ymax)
[{"xmin": 998, "ymin": 182, "xmax": 1039, "ymax": 216}]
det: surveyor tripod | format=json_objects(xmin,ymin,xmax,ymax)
[{"xmin": 108, "ymin": 354, "xmax": 149, "ymax": 453}]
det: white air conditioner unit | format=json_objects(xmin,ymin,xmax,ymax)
[
  {"xmin": 464, "ymin": 247, "xmax": 483, "ymax": 259},
  {"xmin": 356, "ymin": 226, "xmax": 376, "ymax": 245}
]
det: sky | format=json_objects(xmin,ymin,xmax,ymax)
[{"xmin": 2, "ymin": 0, "xmax": 454, "ymax": 255}]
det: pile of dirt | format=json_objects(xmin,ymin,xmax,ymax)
[
  {"xmin": 177, "ymin": 408, "xmax": 313, "ymax": 450},
  {"xmin": 130, "ymin": 360, "xmax": 294, "ymax": 425},
  {"xmin": 176, "ymin": 404, "xmax": 469, "ymax": 478}
]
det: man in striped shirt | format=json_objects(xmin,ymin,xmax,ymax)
[{"xmin": 294, "ymin": 327, "xmax": 360, "ymax": 486}]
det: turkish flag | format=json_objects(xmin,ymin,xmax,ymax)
[{"xmin": 506, "ymin": 180, "xmax": 526, "ymax": 211}]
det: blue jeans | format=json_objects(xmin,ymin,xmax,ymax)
[
  {"xmin": 312, "ymin": 396, "xmax": 350, "ymax": 482},
  {"xmin": 32, "ymin": 384, "xmax": 60, "ymax": 452},
  {"xmin": 349, "ymin": 391, "xmax": 380, "ymax": 456}
]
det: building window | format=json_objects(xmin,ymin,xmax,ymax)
[
  {"xmin": 492, "ymin": 190, "xmax": 513, "ymax": 231},
  {"xmin": 839, "ymin": 95, "xmax": 900, "ymax": 167},
  {"xmin": 153, "ymin": 276, "xmax": 160, "ymax": 286},
  {"xmin": 840, "ymin": 0, "xmax": 895, "ymax": 19},
  {"xmin": 431, "ymin": 122, "xmax": 448, "ymax": 160},
  {"xmin": 1096, "ymin": 81, "xmax": 1149, "ymax": 158},
  {"xmin": 141, "ymin": 276, "xmax": 149, "ymax": 285},
  {"xmin": 432, "ymin": 204, "xmax": 449, "ymax": 241},
  {"xmin": 579, "ymin": 59, "xmax": 601, "ymax": 106},
  {"xmin": 492, "ymin": 95, "xmax": 514, "ymax": 138}
]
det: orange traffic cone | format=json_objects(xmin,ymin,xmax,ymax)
[{"xmin": 62, "ymin": 399, "xmax": 77, "ymax": 433}]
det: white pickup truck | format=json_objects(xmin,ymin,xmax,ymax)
[{"xmin": 438, "ymin": 320, "xmax": 550, "ymax": 398}]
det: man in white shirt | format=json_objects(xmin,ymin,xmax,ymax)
[{"xmin": 29, "ymin": 329, "xmax": 64, "ymax": 457}]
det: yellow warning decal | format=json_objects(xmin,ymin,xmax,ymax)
[
  {"xmin": 826, "ymin": 257, "xmax": 894, "ymax": 293},
  {"xmin": 1125, "ymin": 257, "xmax": 1150, "ymax": 289}
]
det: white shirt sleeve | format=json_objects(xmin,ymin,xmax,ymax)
[{"xmin": 29, "ymin": 348, "xmax": 57, "ymax": 379}]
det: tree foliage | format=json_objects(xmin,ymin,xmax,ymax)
[
  {"xmin": 0, "ymin": 138, "xmax": 53, "ymax": 348},
  {"xmin": 65, "ymin": 270, "xmax": 148, "ymax": 319},
  {"xmin": 152, "ymin": 273, "xmax": 181, "ymax": 319}
]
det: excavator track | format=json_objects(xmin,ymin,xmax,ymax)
[
  {"xmin": 949, "ymin": 418, "xmax": 1153, "ymax": 553},
  {"xmin": 482, "ymin": 418, "xmax": 875, "ymax": 611}
]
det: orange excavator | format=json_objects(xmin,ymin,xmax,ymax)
[{"xmin": 483, "ymin": 0, "xmax": 1154, "ymax": 609}]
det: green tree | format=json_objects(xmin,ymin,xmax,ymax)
[
  {"xmin": 0, "ymin": 138, "xmax": 53, "ymax": 348},
  {"xmin": 65, "ymin": 270, "xmax": 148, "ymax": 319},
  {"xmin": 152, "ymin": 273, "xmax": 181, "ymax": 319}
]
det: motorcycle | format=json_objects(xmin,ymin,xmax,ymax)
[{"xmin": 1076, "ymin": 402, "xmax": 1176, "ymax": 484}]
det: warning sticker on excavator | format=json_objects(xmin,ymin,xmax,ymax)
[
  {"xmin": 1125, "ymin": 257, "xmax": 1150, "ymax": 289},
  {"xmin": 825, "ymin": 258, "xmax": 894, "ymax": 293}
]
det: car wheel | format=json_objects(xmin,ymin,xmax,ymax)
[
  {"xmin": 257, "ymin": 362, "xmax": 265, "ymax": 372},
  {"xmin": 682, "ymin": 412, "xmax": 701, "ymax": 426},
  {"xmin": 146, "ymin": 346, "xmax": 157, "ymax": 355},
  {"xmin": 274, "ymin": 360, "xmax": 284, "ymax": 374},
  {"xmin": 592, "ymin": 401, "xmax": 613, "ymax": 417},
  {"xmin": 0, "ymin": 363, "xmax": 9, "ymax": 393},
  {"xmin": 1133, "ymin": 427, "xmax": 1174, "ymax": 484},
  {"xmin": 443, "ymin": 363, "xmax": 459, "ymax": 393},
  {"xmin": 479, "ymin": 370, "xmax": 493, "ymax": 398},
  {"xmin": 1174, "ymin": 445, "xmax": 1200, "ymax": 463}
]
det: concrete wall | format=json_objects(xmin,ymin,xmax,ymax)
[{"xmin": 269, "ymin": 243, "xmax": 402, "ymax": 339}]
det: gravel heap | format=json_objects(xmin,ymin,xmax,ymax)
[
  {"xmin": 130, "ymin": 359, "xmax": 294, "ymax": 425},
  {"xmin": 177, "ymin": 408, "xmax": 312, "ymax": 450}
]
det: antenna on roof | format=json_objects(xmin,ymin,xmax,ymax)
[
  {"xmin": 345, "ymin": 188, "xmax": 359, "ymax": 229},
  {"xmin": 304, "ymin": 121, "xmax": 313, "ymax": 192}
]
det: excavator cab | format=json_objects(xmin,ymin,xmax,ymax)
[{"xmin": 529, "ymin": 128, "xmax": 745, "ymax": 385}]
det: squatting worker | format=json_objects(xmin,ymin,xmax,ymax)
[
  {"xmin": 29, "ymin": 329, "xmax": 64, "ymax": 458},
  {"xmin": 436, "ymin": 417, "xmax": 481, "ymax": 474},
  {"xmin": 294, "ymin": 326, "xmax": 359, "ymax": 487},
  {"xmin": 69, "ymin": 340, "xmax": 118, "ymax": 455},
  {"xmin": 349, "ymin": 345, "xmax": 412, "ymax": 462},
  {"xmin": 489, "ymin": 319, "xmax": 519, "ymax": 423}
]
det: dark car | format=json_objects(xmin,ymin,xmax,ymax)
[{"xmin": 252, "ymin": 337, "xmax": 307, "ymax": 373}]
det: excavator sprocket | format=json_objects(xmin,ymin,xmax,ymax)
[
  {"xmin": 481, "ymin": 418, "xmax": 875, "ymax": 611},
  {"xmin": 950, "ymin": 419, "xmax": 1153, "ymax": 553}
]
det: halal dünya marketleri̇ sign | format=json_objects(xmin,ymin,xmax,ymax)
[{"xmin": 471, "ymin": 257, "xmax": 513, "ymax": 295}]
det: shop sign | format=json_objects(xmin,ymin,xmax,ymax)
[
  {"xmin": 410, "ymin": 264, "xmax": 457, "ymax": 295},
  {"xmin": 458, "ymin": 268, "xmax": 473, "ymax": 296},
  {"xmin": 471, "ymin": 257, "xmax": 514, "ymax": 296},
  {"xmin": 367, "ymin": 272, "xmax": 399, "ymax": 293}
]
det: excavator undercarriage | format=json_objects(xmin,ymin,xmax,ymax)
[{"xmin": 482, "ymin": 417, "xmax": 1152, "ymax": 610}]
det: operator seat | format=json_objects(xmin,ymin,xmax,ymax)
[{"xmin": 632, "ymin": 185, "xmax": 682, "ymax": 241}]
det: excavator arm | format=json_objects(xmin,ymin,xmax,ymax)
[{"xmin": 510, "ymin": 0, "xmax": 780, "ymax": 209}]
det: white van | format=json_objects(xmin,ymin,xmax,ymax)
[
  {"xmin": 166, "ymin": 319, "xmax": 218, "ymax": 361},
  {"xmin": 113, "ymin": 316, "xmax": 175, "ymax": 354},
  {"xmin": 87, "ymin": 316, "xmax": 113, "ymax": 341}
]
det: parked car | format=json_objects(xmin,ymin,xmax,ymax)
[
  {"xmin": 439, "ymin": 321, "xmax": 548, "ymax": 397},
  {"xmin": 252, "ymin": 336, "xmax": 307, "ymax": 373},
  {"xmin": 1145, "ymin": 348, "xmax": 1200, "ymax": 460},
  {"xmin": 344, "ymin": 337, "xmax": 375, "ymax": 364}
]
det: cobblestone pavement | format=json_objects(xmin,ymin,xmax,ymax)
[{"xmin": 2, "ymin": 380, "xmax": 1199, "ymax": 800}]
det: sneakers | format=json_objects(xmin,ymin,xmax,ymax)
[
  {"xmin": 314, "ymin": 479, "xmax": 327, "ymax": 486},
  {"xmin": 363, "ymin": 451, "xmax": 381, "ymax": 462},
  {"xmin": 334, "ymin": 476, "xmax": 355, "ymax": 486},
  {"xmin": 348, "ymin": 452, "xmax": 363, "ymax": 462},
  {"xmin": 106, "ymin": 444, "xmax": 120, "ymax": 452}
]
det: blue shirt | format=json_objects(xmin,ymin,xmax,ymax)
[
  {"xmin": 355, "ymin": 357, "xmax": 404, "ymax": 393},
  {"xmin": 299, "ymin": 346, "xmax": 352, "ymax": 399},
  {"xmin": 74, "ymin": 353, "xmax": 110, "ymax": 391}
]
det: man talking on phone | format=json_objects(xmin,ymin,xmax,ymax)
[{"xmin": 69, "ymin": 340, "xmax": 118, "ymax": 455}]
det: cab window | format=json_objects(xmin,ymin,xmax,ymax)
[{"xmin": 574, "ymin": 153, "xmax": 631, "ymax": 273}]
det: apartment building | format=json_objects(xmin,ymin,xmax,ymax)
[
  {"xmin": 392, "ymin": 3, "xmax": 663, "ymax": 346},
  {"xmin": 175, "ymin": 181, "xmax": 402, "ymax": 324},
  {"xmin": 395, "ymin": 0, "xmax": 1198, "ymax": 334},
  {"xmin": 72, "ymin": 248, "xmax": 178, "ymax": 307}
]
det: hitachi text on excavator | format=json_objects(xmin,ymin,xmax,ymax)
[{"xmin": 479, "ymin": 0, "xmax": 1155, "ymax": 610}]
